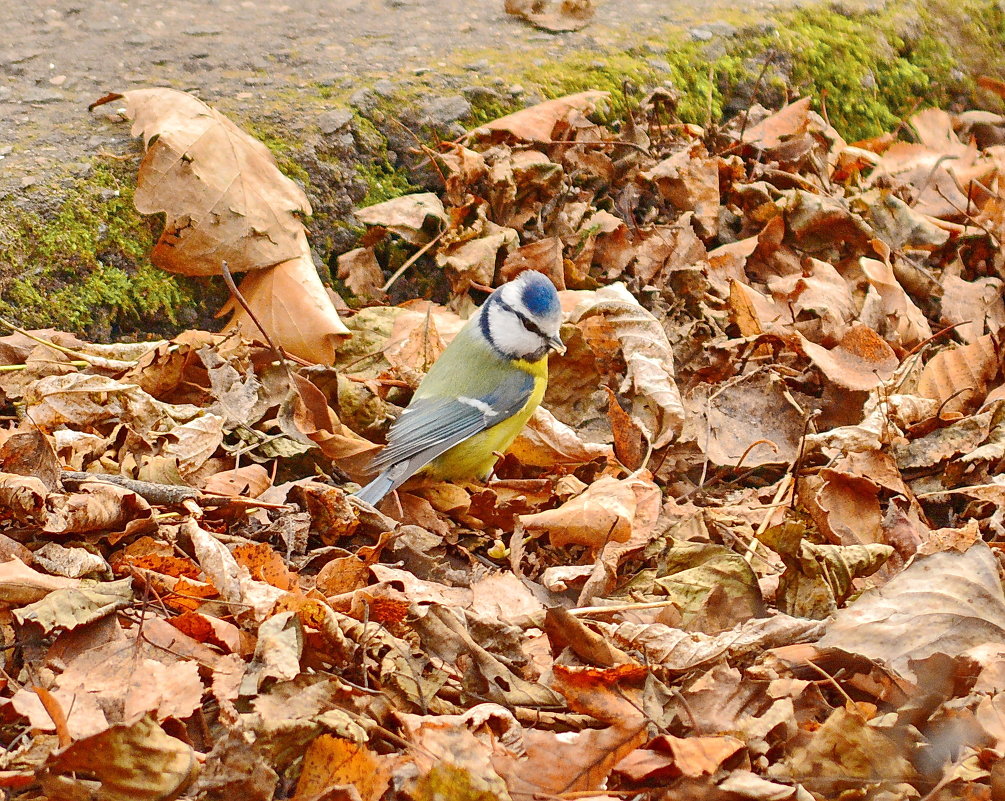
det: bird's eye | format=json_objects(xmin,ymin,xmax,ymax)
[{"xmin": 517, "ymin": 314, "xmax": 544, "ymax": 337}]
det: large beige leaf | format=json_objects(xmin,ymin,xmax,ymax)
[
  {"xmin": 818, "ymin": 542, "xmax": 1005, "ymax": 681},
  {"xmin": 97, "ymin": 88, "xmax": 311, "ymax": 276},
  {"xmin": 570, "ymin": 283, "xmax": 684, "ymax": 448},
  {"xmin": 97, "ymin": 88, "xmax": 349, "ymax": 361}
]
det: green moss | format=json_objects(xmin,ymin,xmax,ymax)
[
  {"xmin": 356, "ymin": 160, "xmax": 418, "ymax": 207},
  {"xmin": 0, "ymin": 161, "xmax": 202, "ymax": 337},
  {"xmin": 715, "ymin": 2, "xmax": 977, "ymax": 140},
  {"xmin": 242, "ymin": 120, "xmax": 313, "ymax": 186}
]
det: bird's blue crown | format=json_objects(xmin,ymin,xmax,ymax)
[{"xmin": 519, "ymin": 272, "xmax": 560, "ymax": 317}]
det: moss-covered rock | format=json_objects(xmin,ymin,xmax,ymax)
[{"xmin": 2, "ymin": 0, "xmax": 1002, "ymax": 340}]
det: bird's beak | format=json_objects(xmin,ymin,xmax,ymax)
[{"xmin": 548, "ymin": 334, "xmax": 566, "ymax": 355}]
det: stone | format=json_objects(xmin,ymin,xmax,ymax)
[
  {"xmin": 318, "ymin": 109, "xmax": 353, "ymax": 135},
  {"xmin": 419, "ymin": 94, "xmax": 471, "ymax": 127}
]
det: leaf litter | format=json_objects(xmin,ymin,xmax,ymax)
[{"xmin": 3, "ymin": 84, "xmax": 1005, "ymax": 799}]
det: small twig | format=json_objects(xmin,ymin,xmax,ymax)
[
  {"xmin": 737, "ymin": 50, "xmax": 776, "ymax": 145},
  {"xmin": 220, "ymin": 261, "xmax": 289, "ymax": 370},
  {"xmin": 0, "ymin": 360, "xmax": 90, "ymax": 372},
  {"xmin": 61, "ymin": 471, "xmax": 290, "ymax": 510},
  {"xmin": 381, "ymin": 229, "xmax": 445, "ymax": 292},
  {"xmin": 804, "ymin": 658, "xmax": 856, "ymax": 708},
  {"xmin": 570, "ymin": 599, "xmax": 683, "ymax": 616},
  {"xmin": 0, "ymin": 316, "xmax": 138, "ymax": 370}
]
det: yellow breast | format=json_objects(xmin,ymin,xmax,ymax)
[{"xmin": 422, "ymin": 357, "xmax": 548, "ymax": 481}]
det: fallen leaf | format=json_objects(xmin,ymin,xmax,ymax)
[
  {"xmin": 520, "ymin": 474, "xmax": 660, "ymax": 549},
  {"xmin": 39, "ymin": 714, "xmax": 198, "ymax": 801},
  {"xmin": 473, "ymin": 90, "xmax": 609, "ymax": 142},
  {"xmin": 94, "ymin": 88, "xmax": 311, "ymax": 276},
  {"xmin": 504, "ymin": 0, "xmax": 596, "ymax": 31}
]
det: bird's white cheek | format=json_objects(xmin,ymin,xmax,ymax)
[{"xmin": 487, "ymin": 305, "xmax": 543, "ymax": 358}]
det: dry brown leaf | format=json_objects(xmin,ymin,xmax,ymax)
[
  {"xmin": 818, "ymin": 542, "xmax": 1005, "ymax": 682},
  {"xmin": 504, "ymin": 0, "xmax": 596, "ymax": 31},
  {"xmin": 381, "ymin": 301, "xmax": 464, "ymax": 388},
  {"xmin": 507, "ymin": 406, "xmax": 614, "ymax": 467},
  {"xmin": 201, "ymin": 464, "xmax": 272, "ymax": 497},
  {"xmin": 498, "ymin": 238, "xmax": 566, "ymax": 288},
  {"xmin": 293, "ymin": 735, "xmax": 391, "ymax": 801},
  {"xmin": 39, "ymin": 714, "xmax": 198, "ymax": 801},
  {"xmin": 858, "ymin": 254, "xmax": 931, "ymax": 348},
  {"xmin": 337, "ymin": 246, "xmax": 386, "ymax": 302},
  {"xmin": 473, "ymin": 90, "xmax": 609, "ymax": 142},
  {"xmin": 687, "ymin": 370, "xmax": 803, "ymax": 467},
  {"xmin": 743, "ymin": 97, "xmax": 814, "ymax": 149},
  {"xmin": 940, "ymin": 274, "xmax": 1005, "ymax": 343},
  {"xmin": 519, "ymin": 474, "xmax": 660, "ymax": 549},
  {"xmin": 0, "ymin": 558, "xmax": 79, "ymax": 605},
  {"xmin": 277, "ymin": 372, "xmax": 380, "ymax": 470},
  {"xmin": 355, "ymin": 192, "xmax": 447, "ymax": 245},
  {"xmin": 641, "ymin": 145, "xmax": 721, "ymax": 238},
  {"xmin": 570, "ymin": 283, "xmax": 684, "ymax": 448},
  {"xmin": 775, "ymin": 705, "xmax": 916, "ymax": 793},
  {"xmin": 917, "ymin": 333, "xmax": 1001, "ymax": 416},
  {"xmin": 798, "ymin": 324, "xmax": 899, "ymax": 391},
  {"xmin": 614, "ymin": 734, "xmax": 745, "ymax": 782},
  {"xmin": 96, "ymin": 88, "xmax": 311, "ymax": 276},
  {"xmin": 223, "ymin": 248, "xmax": 351, "ymax": 365},
  {"xmin": 604, "ymin": 614, "xmax": 825, "ymax": 674}
]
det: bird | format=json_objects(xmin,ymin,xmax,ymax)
[{"xmin": 355, "ymin": 271, "xmax": 566, "ymax": 506}]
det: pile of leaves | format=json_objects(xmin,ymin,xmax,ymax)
[{"xmin": 2, "ymin": 83, "xmax": 1005, "ymax": 800}]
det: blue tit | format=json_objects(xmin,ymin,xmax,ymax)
[{"xmin": 355, "ymin": 271, "xmax": 566, "ymax": 505}]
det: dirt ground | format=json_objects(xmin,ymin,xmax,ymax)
[{"xmin": 1, "ymin": 0, "xmax": 795, "ymax": 199}]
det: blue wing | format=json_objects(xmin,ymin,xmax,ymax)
[{"xmin": 355, "ymin": 370, "xmax": 535, "ymax": 505}]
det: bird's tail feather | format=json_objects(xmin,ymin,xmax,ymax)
[{"xmin": 354, "ymin": 473, "xmax": 396, "ymax": 506}]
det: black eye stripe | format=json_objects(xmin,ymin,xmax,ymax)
[{"xmin": 496, "ymin": 297, "xmax": 546, "ymax": 338}]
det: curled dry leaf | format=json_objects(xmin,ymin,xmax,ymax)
[
  {"xmin": 0, "ymin": 558, "xmax": 79, "ymax": 605},
  {"xmin": 95, "ymin": 88, "xmax": 349, "ymax": 362},
  {"xmin": 223, "ymin": 245, "xmax": 351, "ymax": 365},
  {"xmin": 337, "ymin": 246, "xmax": 386, "ymax": 302},
  {"xmin": 507, "ymin": 406, "xmax": 614, "ymax": 468},
  {"xmin": 797, "ymin": 324, "xmax": 900, "ymax": 391},
  {"xmin": 859, "ymin": 255, "xmax": 932, "ymax": 349},
  {"xmin": 570, "ymin": 283, "xmax": 684, "ymax": 448},
  {"xmin": 13, "ymin": 577, "xmax": 133, "ymax": 635},
  {"xmin": 759, "ymin": 521, "xmax": 894, "ymax": 618},
  {"xmin": 355, "ymin": 192, "xmax": 447, "ymax": 245},
  {"xmin": 940, "ymin": 274, "xmax": 1005, "ymax": 344}
]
